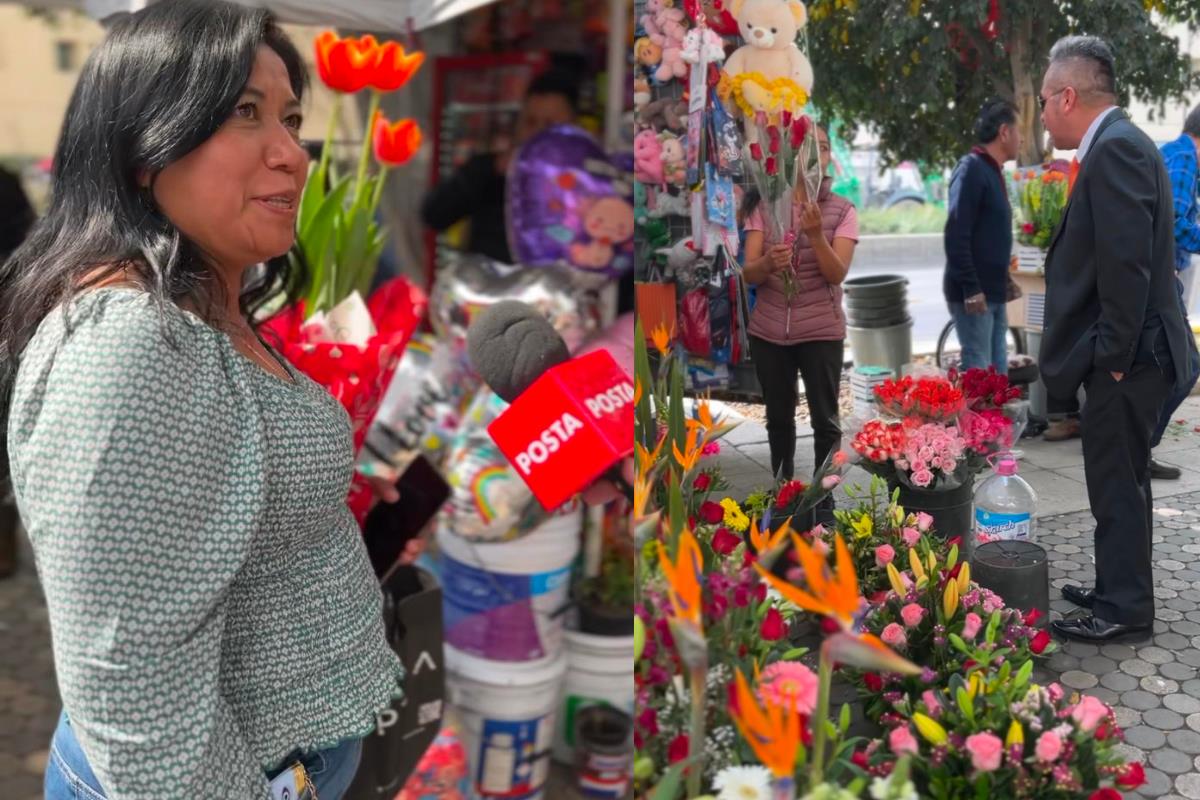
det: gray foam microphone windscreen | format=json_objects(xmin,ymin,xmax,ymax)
[{"xmin": 466, "ymin": 300, "xmax": 571, "ymax": 403}]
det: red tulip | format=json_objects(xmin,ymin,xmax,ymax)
[
  {"xmin": 1088, "ymin": 790, "xmax": 1121, "ymax": 800},
  {"xmin": 766, "ymin": 157, "xmax": 778, "ymax": 176},
  {"xmin": 314, "ymin": 31, "xmax": 378, "ymax": 94},
  {"xmin": 1116, "ymin": 762, "xmax": 1146, "ymax": 789},
  {"xmin": 749, "ymin": 142, "xmax": 764, "ymax": 161},
  {"xmin": 1030, "ymin": 629, "xmax": 1051, "ymax": 654},
  {"xmin": 369, "ymin": 41, "xmax": 425, "ymax": 92},
  {"xmin": 373, "ymin": 114, "xmax": 422, "ymax": 166},
  {"xmin": 712, "ymin": 527, "xmax": 742, "ymax": 556},
  {"xmin": 760, "ymin": 607, "xmax": 787, "ymax": 640}
]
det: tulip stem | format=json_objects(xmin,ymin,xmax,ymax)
[
  {"xmin": 319, "ymin": 94, "xmax": 340, "ymax": 183},
  {"xmin": 369, "ymin": 165, "xmax": 390, "ymax": 216},
  {"xmin": 355, "ymin": 90, "xmax": 382, "ymax": 206},
  {"xmin": 811, "ymin": 649, "xmax": 833, "ymax": 786},
  {"xmin": 687, "ymin": 662, "xmax": 706, "ymax": 799}
]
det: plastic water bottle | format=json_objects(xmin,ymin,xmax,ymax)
[{"xmin": 973, "ymin": 456, "xmax": 1038, "ymax": 548}]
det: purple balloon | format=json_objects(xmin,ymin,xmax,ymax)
[{"xmin": 506, "ymin": 124, "xmax": 634, "ymax": 278}]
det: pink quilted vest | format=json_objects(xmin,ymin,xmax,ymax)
[{"xmin": 748, "ymin": 179, "xmax": 854, "ymax": 345}]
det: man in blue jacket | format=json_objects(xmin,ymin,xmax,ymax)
[{"xmin": 943, "ymin": 99, "xmax": 1021, "ymax": 373}]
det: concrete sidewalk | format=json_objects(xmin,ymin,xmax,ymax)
[{"xmin": 712, "ymin": 395, "xmax": 1200, "ymax": 516}]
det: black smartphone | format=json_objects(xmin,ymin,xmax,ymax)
[{"xmin": 362, "ymin": 455, "xmax": 451, "ymax": 582}]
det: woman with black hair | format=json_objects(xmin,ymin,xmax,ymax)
[{"xmin": 0, "ymin": 2, "xmax": 413, "ymax": 797}]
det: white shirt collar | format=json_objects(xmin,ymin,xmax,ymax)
[{"xmin": 1076, "ymin": 106, "xmax": 1120, "ymax": 163}]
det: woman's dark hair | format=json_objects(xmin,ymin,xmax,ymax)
[
  {"xmin": 0, "ymin": 0, "xmax": 309, "ymax": 467},
  {"xmin": 739, "ymin": 188, "xmax": 762, "ymax": 225},
  {"xmin": 974, "ymin": 99, "xmax": 1018, "ymax": 144}
]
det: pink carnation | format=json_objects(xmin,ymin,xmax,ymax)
[
  {"xmin": 889, "ymin": 725, "xmax": 919, "ymax": 756},
  {"xmin": 901, "ymin": 527, "xmax": 921, "ymax": 547},
  {"xmin": 965, "ymin": 731, "xmax": 1004, "ymax": 772},
  {"xmin": 901, "ymin": 603, "xmax": 926, "ymax": 628},
  {"xmin": 1036, "ymin": 731, "xmax": 1063, "ymax": 762},
  {"xmin": 881, "ymin": 623, "xmax": 907, "ymax": 649},
  {"xmin": 961, "ymin": 612, "xmax": 982, "ymax": 641},
  {"xmin": 875, "ymin": 544, "xmax": 896, "ymax": 568},
  {"xmin": 1071, "ymin": 695, "xmax": 1110, "ymax": 733}
]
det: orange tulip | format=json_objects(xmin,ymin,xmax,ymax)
[
  {"xmin": 314, "ymin": 31, "xmax": 379, "ymax": 94},
  {"xmin": 369, "ymin": 41, "xmax": 425, "ymax": 92},
  {"xmin": 657, "ymin": 527, "xmax": 704, "ymax": 629},
  {"xmin": 373, "ymin": 114, "xmax": 423, "ymax": 166},
  {"xmin": 730, "ymin": 668, "xmax": 802, "ymax": 778}
]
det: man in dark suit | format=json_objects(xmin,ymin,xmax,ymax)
[{"xmin": 1039, "ymin": 36, "xmax": 1190, "ymax": 643}]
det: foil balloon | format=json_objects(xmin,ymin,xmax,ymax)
[
  {"xmin": 506, "ymin": 124, "xmax": 634, "ymax": 278},
  {"xmin": 438, "ymin": 387, "xmax": 582, "ymax": 543},
  {"xmin": 429, "ymin": 253, "xmax": 604, "ymax": 353}
]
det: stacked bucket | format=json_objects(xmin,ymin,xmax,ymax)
[{"xmin": 844, "ymin": 275, "xmax": 913, "ymax": 376}]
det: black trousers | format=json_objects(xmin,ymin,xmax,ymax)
[
  {"xmin": 750, "ymin": 336, "xmax": 844, "ymax": 481},
  {"xmin": 1082, "ymin": 363, "xmax": 1171, "ymax": 625}
]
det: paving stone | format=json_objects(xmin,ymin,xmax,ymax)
[
  {"xmin": 1122, "ymin": 658, "xmax": 1160, "ymax": 678},
  {"xmin": 1061, "ymin": 670, "xmax": 1099, "ymax": 690},
  {"xmin": 1141, "ymin": 645, "xmax": 1177, "ymax": 664},
  {"xmin": 1177, "ymin": 773, "xmax": 1200, "ymax": 800},
  {"xmin": 1125, "ymin": 690, "xmax": 1165, "ymax": 711},
  {"xmin": 1101, "ymin": 672, "xmax": 1139, "ymax": 692},
  {"xmin": 1102, "ymin": 643, "xmax": 1138, "ymax": 661},
  {"xmin": 1083, "ymin": 686, "xmax": 1119, "ymax": 704},
  {"xmin": 1151, "ymin": 748, "xmax": 1195, "ymax": 774},
  {"xmin": 1188, "ymin": 713, "xmax": 1200, "ymax": 734},
  {"xmin": 1160, "ymin": 608, "xmax": 1186, "ymax": 622},
  {"xmin": 1145, "ymin": 675, "xmax": 1184, "ymax": 695},
  {"xmin": 1162, "ymin": 662, "xmax": 1199, "ymax": 681},
  {"xmin": 1183, "ymin": 678, "xmax": 1200, "ymax": 696},
  {"xmin": 1165, "ymin": 694, "xmax": 1200, "ymax": 715},
  {"xmin": 1079, "ymin": 655, "xmax": 1117, "ymax": 674},
  {"xmin": 1048, "ymin": 652, "xmax": 1081, "ymax": 672},
  {"xmin": 1168, "ymin": 729, "xmax": 1200, "ymax": 754},
  {"xmin": 1114, "ymin": 706, "xmax": 1143, "ymax": 728},
  {"xmin": 1125, "ymin": 725, "xmax": 1168, "ymax": 749},
  {"xmin": 1174, "ymin": 621, "xmax": 1200, "ymax": 637},
  {"xmin": 1145, "ymin": 707, "xmax": 1187, "ymax": 730},
  {"xmin": 1158, "ymin": 632, "xmax": 1193, "ymax": 650}
]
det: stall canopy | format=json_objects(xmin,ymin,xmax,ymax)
[{"xmin": 6, "ymin": 0, "xmax": 502, "ymax": 30}]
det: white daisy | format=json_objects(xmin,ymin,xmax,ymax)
[{"xmin": 713, "ymin": 765, "xmax": 772, "ymax": 800}]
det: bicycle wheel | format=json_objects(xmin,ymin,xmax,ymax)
[{"xmin": 935, "ymin": 319, "xmax": 1026, "ymax": 369}]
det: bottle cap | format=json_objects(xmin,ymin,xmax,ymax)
[{"xmin": 996, "ymin": 457, "xmax": 1018, "ymax": 476}]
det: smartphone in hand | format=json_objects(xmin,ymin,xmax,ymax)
[{"xmin": 362, "ymin": 455, "xmax": 451, "ymax": 582}]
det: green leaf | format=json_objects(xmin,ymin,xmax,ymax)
[
  {"xmin": 335, "ymin": 190, "xmax": 377, "ymax": 300},
  {"xmin": 839, "ymin": 702, "xmax": 852, "ymax": 733},
  {"xmin": 648, "ymin": 760, "xmax": 688, "ymax": 800},
  {"xmin": 668, "ymin": 357, "xmax": 686, "ymax": 455},
  {"xmin": 298, "ymin": 175, "xmax": 351, "ymax": 311},
  {"xmin": 634, "ymin": 321, "xmax": 656, "ymax": 451},
  {"xmin": 668, "ymin": 476, "xmax": 685, "ymax": 549},
  {"xmin": 985, "ymin": 609, "xmax": 1002, "ymax": 644},
  {"xmin": 1013, "ymin": 659, "xmax": 1033, "ymax": 689},
  {"xmin": 297, "ymin": 159, "xmax": 329, "ymax": 236},
  {"xmin": 956, "ymin": 687, "xmax": 975, "ymax": 722},
  {"xmin": 947, "ymin": 633, "xmax": 969, "ymax": 654}
]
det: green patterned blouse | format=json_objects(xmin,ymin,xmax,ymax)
[{"xmin": 7, "ymin": 288, "xmax": 404, "ymax": 798}]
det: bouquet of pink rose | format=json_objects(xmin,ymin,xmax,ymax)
[{"xmin": 861, "ymin": 668, "xmax": 1146, "ymax": 798}]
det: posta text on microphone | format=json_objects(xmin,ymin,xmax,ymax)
[{"xmin": 486, "ymin": 349, "xmax": 634, "ymax": 510}]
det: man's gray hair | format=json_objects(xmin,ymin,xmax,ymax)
[
  {"xmin": 1048, "ymin": 35, "xmax": 1117, "ymax": 100},
  {"xmin": 1185, "ymin": 104, "xmax": 1200, "ymax": 138}
]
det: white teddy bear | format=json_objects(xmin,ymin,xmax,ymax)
[
  {"xmin": 722, "ymin": 0, "xmax": 814, "ymax": 93},
  {"xmin": 681, "ymin": 27, "xmax": 726, "ymax": 65}
]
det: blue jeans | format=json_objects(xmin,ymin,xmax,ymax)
[
  {"xmin": 949, "ymin": 300, "xmax": 1008, "ymax": 374},
  {"xmin": 45, "ymin": 712, "xmax": 363, "ymax": 800}
]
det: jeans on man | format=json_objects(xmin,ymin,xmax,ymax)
[{"xmin": 949, "ymin": 300, "xmax": 1008, "ymax": 374}]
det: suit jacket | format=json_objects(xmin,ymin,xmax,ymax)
[{"xmin": 1039, "ymin": 110, "xmax": 1190, "ymax": 398}]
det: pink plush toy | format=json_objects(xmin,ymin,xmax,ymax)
[
  {"xmin": 634, "ymin": 129, "xmax": 665, "ymax": 185},
  {"xmin": 644, "ymin": 0, "xmax": 689, "ymax": 81},
  {"xmin": 658, "ymin": 131, "xmax": 686, "ymax": 186}
]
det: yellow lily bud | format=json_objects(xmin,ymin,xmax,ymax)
[
  {"xmin": 967, "ymin": 672, "xmax": 983, "ymax": 699},
  {"xmin": 1006, "ymin": 719, "xmax": 1024, "ymax": 748},
  {"xmin": 927, "ymin": 552, "xmax": 937, "ymax": 574},
  {"xmin": 957, "ymin": 562, "xmax": 971, "ymax": 595},
  {"xmin": 909, "ymin": 547, "xmax": 926, "ymax": 582},
  {"xmin": 943, "ymin": 579, "xmax": 960, "ymax": 620},
  {"xmin": 913, "ymin": 712, "xmax": 948, "ymax": 746},
  {"xmin": 887, "ymin": 562, "xmax": 907, "ymax": 597}
]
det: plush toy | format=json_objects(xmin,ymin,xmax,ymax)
[
  {"xmin": 644, "ymin": 0, "xmax": 690, "ymax": 82},
  {"xmin": 681, "ymin": 26, "xmax": 726, "ymax": 65},
  {"xmin": 634, "ymin": 129, "xmax": 665, "ymax": 184},
  {"xmin": 634, "ymin": 36, "xmax": 662, "ymax": 71},
  {"xmin": 661, "ymin": 238, "xmax": 700, "ymax": 271},
  {"xmin": 633, "ymin": 76, "xmax": 651, "ymax": 112},
  {"xmin": 637, "ymin": 97, "xmax": 687, "ymax": 132},
  {"xmin": 658, "ymin": 131, "xmax": 686, "ymax": 186},
  {"xmin": 723, "ymin": 0, "xmax": 814, "ymax": 93},
  {"xmin": 684, "ymin": 0, "xmax": 741, "ymax": 35},
  {"xmin": 567, "ymin": 196, "xmax": 635, "ymax": 271},
  {"xmin": 646, "ymin": 189, "xmax": 690, "ymax": 218}
]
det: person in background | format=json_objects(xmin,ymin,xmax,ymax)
[
  {"xmin": 741, "ymin": 125, "xmax": 858, "ymax": 514},
  {"xmin": 943, "ymin": 98, "xmax": 1020, "ymax": 374},
  {"xmin": 421, "ymin": 68, "xmax": 579, "ymax": 265},
  {"xmin": 737, "ymin": 187, "xmax": 762, "ymax": 310},
  {"xmin": 1038, "ymin": 35, "xmax": 1190, "ymax": 643}
]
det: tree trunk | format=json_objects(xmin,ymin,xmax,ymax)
[{"xmin": 1009, "ymin": 14, "xmax": 1045, "ymax": 166}]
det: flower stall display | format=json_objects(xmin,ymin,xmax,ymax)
[
  {"xmin": 864, "ymin": 671, "xmax": 1146, "ymax": 799},
  {"xmin": 1013, "ymin": 167, "xmax": 1069, "ymax": 251}
]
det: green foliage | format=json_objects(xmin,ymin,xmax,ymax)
[
  {"xmin": 857, "ymin": 205, "xmax": 947, "ymax": 235},
  {"xmin": 807, "ymin": 0, "xmax": 1200, "ymax": 170}
]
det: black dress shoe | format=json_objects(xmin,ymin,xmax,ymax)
[
  {"xmin": 1051, "ymin": 615, "xmax": 1152, "ymax": 643},
  {"xmin": 1150, "ymin": 458, "xmax": 1182, "ymax": 480},
  {"xmin": 1061, "ymin": 584, "xmax": 1095, "ymax": 609}
]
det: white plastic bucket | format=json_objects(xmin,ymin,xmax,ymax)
[
  {"xmin": 553, "ymin": 631, "xmax": 635, "ymax": 765},
  {"xmin": 447, "ymin": 645, "xmax": 568, "ymax": 800},
  {"xmin": 437, "ymin": 509, "xmax": 581, "ymax": 665}
]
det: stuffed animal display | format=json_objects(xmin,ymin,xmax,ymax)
[
  {"xmin": 723, "ymin": 0, "xmax": 813, "ymax": 92},
  {"xmin": 641, "ymin": 0, "xmax": 690, "ymax": 81},
  {"xmin": 634, "ymin": 129, "xmax": 665, "ymax": 185},
  {"xmin": 681, "ymin": 26, "xmax": 727, "ymax": 65},
  {"xmin": 637, "ymin": 97, "xmax": 688, "ymax": 132}
]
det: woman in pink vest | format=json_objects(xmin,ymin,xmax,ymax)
[{"xmin": 742, "ymin": 125, "xmax": 859, "ymax": 496}]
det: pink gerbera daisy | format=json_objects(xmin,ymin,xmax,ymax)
[{"xmin": 756, "ymin": 661, "xmax": 818, "ymax": 715}]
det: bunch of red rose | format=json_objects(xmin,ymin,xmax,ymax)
[
  {"xmin": 873, "ymin": 375, "xmax": 965, "ymax": 422},
  {"xmin": 774, "ymin": 479, "xmax": 808, "ymax": 510},
  {"xmin": 960, "ymin": 408, "xmax": 1014, "ymax": 455},
  {"xmin": 851, "ymin": 419, "xmax": 908, "ymax": 464},
  {"xmin": 954, "ymin": 366, "xmax": 1021, "ymax": 410}
]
